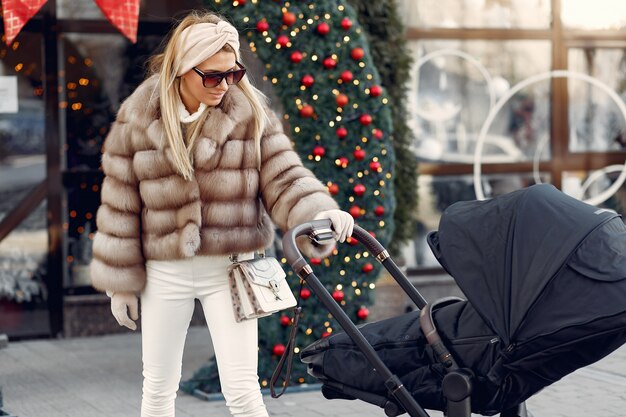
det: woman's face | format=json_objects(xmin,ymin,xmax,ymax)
[{"xmin": 179, "ymin": 50, "xmax": 237, "ymax": 111}]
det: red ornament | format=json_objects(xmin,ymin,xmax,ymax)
[
  {"xmin": 357, "ymin": 306, "xmax": 369, "ymax": 320},
  {"xmin": 234, "ymin": 0, "xmax": 246, "ymax": 5},
  {"xmin": 340, "ymin": 70, "xmax": 353, "ymax": 83},
  {"xmin": 336, "ymin": 126, "xmax": 348, "ymax": 139},
  {"xmin": 300, "ymin": 287, "xmax": 311, "ymax": 300},
  {"xmin": 273, "ymin": 343, "xmax": 286, "ymax": 356},
  {"xmin": 290, "ymin": 51, "xmax": 303, "ymax": 63},
  {"xmin": 316, "ymin": 22, "xmax": 330, "ymax": 35},
  {"xmin": 312, "ymin": 145, "xmax": 325, "ymax": 157},
  {"xmin": 280, "ymin": 315, "xmax": 291, "ymax": 326},
  {"xmin": 347, "ymin": 236, "xmax": 359, "ymax": 246},
  {"xmin": 362, "ymin": 263, "xmax": 374, "ymax": 273},
  {"xmin": 360, "ymin": 114, "xmax": 373, "ymax": 126},
  {"xmin": 332, "ymin": 290, "xmax": 345, "ymax": 302},
  {"xmin": 341, "ymin": 17, "xmax": 353, "ymax": 30},
  {"xmin": 351, "ymin": 47, "xmax": 365, "ymax": 60},
  {"xmin": 256, "ymin": 20, "xmax": 269, "ymax": 32},
  {"xmin": 300, "ymin": 105, "xmax": 314, "ymax": 118},
  {"xmin": 336, "ymin": 156, "xmax": 349, "ymax": 168},
  {"xmin": 353, "ymin": 148, "xmax": 366, "ymax": 161},
  {"xmin": 276, "ymin": 35, "xmax": 290, "ymax": 47},
  {"xmin": 301, "ymin": 74, "xmax": 315, "ymax": 87},
  {"xmin": 322, "ymin": 331, "xmax": 331, "ymax": 338},
  {"xmin": 328, "ymin": 183, "xmax": 339, "ymax": 195},
  {"xmin": 369, "ymin": 161, "xmax": 381, "ymax": 171},
  {"xmin": 349, "ymin": 205, "xmax": 362, "ymax": 218},
  {"xmin": 373, "ymin": 129, "xmax": 384, "ymax": 139},
  {"xmin": 282, "ymin": 12, "xmax": 296, "ymax": 26},
  {"xmin": 370, "ymin": 85, "xmax": 383, "ymax": 97},
  {"xmin": 323, "ymin": 57, "xmax": 337, "ymax": 69},
  {"xmin": 336, "ymin": 94, "xmax": 349, "ymax": 107},
  {"xmin": 353, "ymin": 184, "xmax": 366, "ymax": 196},
  {"xmin": 310, "ymin": 257, "xmax": 322, "ymax": 265},
  {"xmin": 374, "ymin": 205, "xmax": 385, "ymax": 216}
]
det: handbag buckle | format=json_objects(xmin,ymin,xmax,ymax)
[{"xmin": 269, "ymin": 280, "xmax": 282, "ymax": 300}]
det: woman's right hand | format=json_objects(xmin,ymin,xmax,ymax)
[{"xmin": 110, "ymin": 292, "xmax": 139, "ymax": 330}]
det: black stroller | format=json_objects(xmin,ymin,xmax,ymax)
[{"xmin": 282, "ymin": 184, "xmax": 626, "ymax": 417}]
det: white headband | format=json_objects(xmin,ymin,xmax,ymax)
[{"xmin": 175, "ymin": 21, "xmax": 240, "ymax": 76}]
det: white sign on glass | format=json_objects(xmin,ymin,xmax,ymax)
[{"xmin": 0, "ymin": 76, "xmax": 19, "ymax": 113}]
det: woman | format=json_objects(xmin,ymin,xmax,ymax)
[{"xmin": 90, "ymin": 10, "xmax": 353, "ymax": 417}]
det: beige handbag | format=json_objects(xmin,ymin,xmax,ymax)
[{"xmin": 229, "ymin": 252, "xmax": 297, "ymax": 322}]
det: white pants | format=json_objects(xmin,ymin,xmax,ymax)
[{"xmin": 140, "ymin": 255, "xmax": 268, "ymax": 417}]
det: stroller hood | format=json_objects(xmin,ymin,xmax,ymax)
[{"xmin": 427, "ymin": 184, "xmax": 623, "ymax": 346}]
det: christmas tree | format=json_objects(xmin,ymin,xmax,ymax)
[
  {"xmin": 182, "ymin": 0, "xmax": 400, "ymax": 393},
  {"xmin": 346, "ymin": 0, "xmax": 418, "ymax": 254}
]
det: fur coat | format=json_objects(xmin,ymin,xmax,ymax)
[{"xmin": 90, "ymin": 75, "xmax": 339, "ymax": 294}]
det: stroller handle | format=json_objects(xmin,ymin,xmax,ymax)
[
  {"xmin": 283, "ymin": 220, "xmax": 432, "ymax": 417},
  {"xmin": 282, "ymin": 219, "xmax": 333, "ymax": 275},
  {"xmin": 283, "ymin": 219, "xmax": 386, "ymax": 273},
  {"xmin": 282, "ymin": 220, "xmax": 427, "ymax": 309}
]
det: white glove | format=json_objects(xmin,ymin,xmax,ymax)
[
  {"xmin": 110, "ymin": 292, "xmax": 139, "ymax": 331},
  {"xmin": 314, "ymin": 209, "xmax": 354, "ymax": 243}
]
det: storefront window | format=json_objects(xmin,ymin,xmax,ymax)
[
  {"xmin": 0, "ymin": 33, "xmax": 49, "ymax": 338},
  {"xmin": 407, "ymin": 40, "xmax": 552, "ymax": 164},
  {"xmin": 568, "ymin": 48, "xmax": 626, "ymax": 153},
  {"xmin": 397, "ymin": 0, "xmax": 551, "ymax": 29}
]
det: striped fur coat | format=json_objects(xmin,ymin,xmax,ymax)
[{"xmin": 90, "ymin": 75, "xmax": 338, "ymax": 294}]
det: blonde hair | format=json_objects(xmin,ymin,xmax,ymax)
[{"xmin": 148, "ymin": 11, "xmax": 269, "ymax": 180}]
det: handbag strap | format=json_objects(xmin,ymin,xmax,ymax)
[{"xmin": 269, "ymin": 280, "xmax": 305, "ymax": 398}]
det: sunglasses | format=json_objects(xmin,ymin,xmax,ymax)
[{"xmin": 192, "ymin": 61, "xmax": 247, "ymax": 88}]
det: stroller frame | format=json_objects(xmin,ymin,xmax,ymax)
[{"xmin": 283, "ymin": 219, "xmax": 529, "ymax": 417}]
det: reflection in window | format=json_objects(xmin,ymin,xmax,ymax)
[
  {"xmin": 396, "ymin": 0, "xmax": 551, "ymax": 29},
  {"xmin": 62, "ymin": 34, "xmax": 120, "ymax": 171},
  {"xmin": 568, "ymin": 48, "xmax": 626, "ymax": 153},
  {"xmin": 0, "ymin": 33, "xmax": 45, "ymax": 169},
  {"xmin": 62, "ymin": 34, "xmax": 163, "ymax": 171},
  {"xmin": 562, "ymin": 0, "xmax": 626, "ymax": 30},
  {"xmin": 402, "ymin": 173, "xmax": 549, "ymax": 269},
  {"xmin": 407, "ymin": 40, "xmax": 552, "ymax": 164},
  {"xmin": 0, "ymin": 33, "xmax": 48, "ymax": 337},
  {"xmin": 0, "ymin": 200, "xmax": 49, "ymax": 338}
]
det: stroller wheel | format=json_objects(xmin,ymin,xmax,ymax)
[{"xmin": 383, "ymin": 400, "xmax": 403, "ymax": 417}]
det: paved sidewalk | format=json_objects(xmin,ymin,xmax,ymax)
[{"xmin": 1, "ymin": 326, "xmax": 626, "ymax": 417}]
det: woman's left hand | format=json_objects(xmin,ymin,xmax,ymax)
[{"xmin": 314, "ymin": 209, "xmax": 354, "ymax": 243}]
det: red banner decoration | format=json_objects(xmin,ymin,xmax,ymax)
[
  {"xmin": 94, "ymin": 0, "xmax": 140, "ymax": 43},
  {"xmin": 1, "ymin": 0, "xmax": 140, "ymax": 45},
  {"xmin": 2, "ymin": 0, "xmax": 47, "ymax": 45}
]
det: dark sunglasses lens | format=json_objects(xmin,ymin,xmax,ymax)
[
  {"xmin": 230, "ymin": 69, "xmax": 246, "ymax": 84},
  {"xmin": 203, "ymin": 74, "xmax": 223, "ymax": 88}
]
